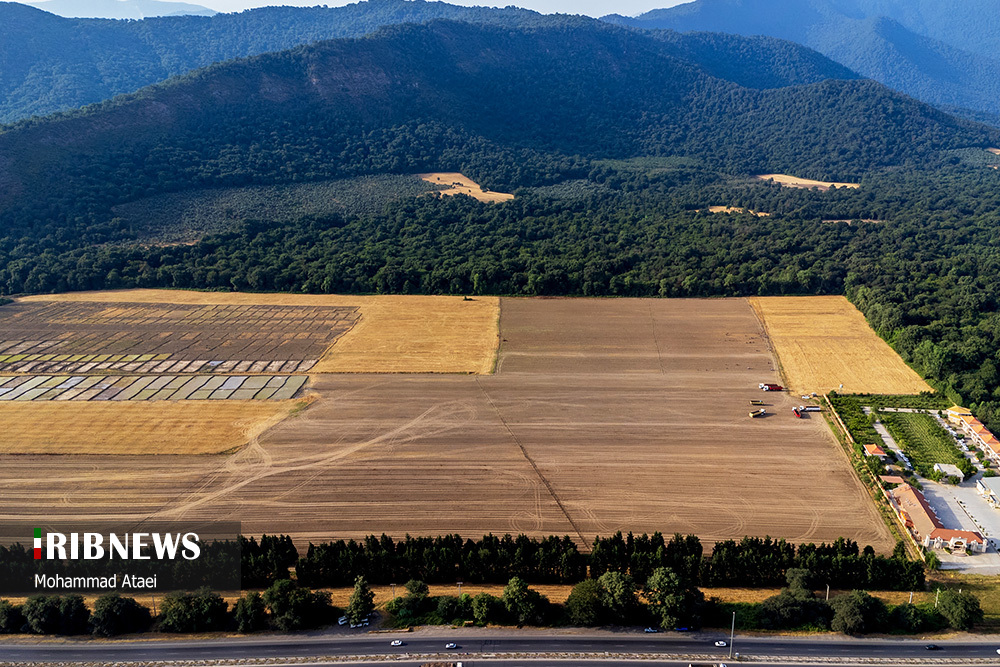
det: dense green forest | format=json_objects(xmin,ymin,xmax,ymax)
[
  {"xmin": 607, "ymin": 0, "xmax": 1000, "ymax": 127},
  {"xmin": 1, "ymin": 19, "xmax": 1000, "ymax": 433}
]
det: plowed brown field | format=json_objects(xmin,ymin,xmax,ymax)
[{"xmin": 0, "ymin": 297, "xmax": 892, "ymax": 551}]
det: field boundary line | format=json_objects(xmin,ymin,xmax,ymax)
[
  {"xmin": 490, "ymin": 297, "xmax": 504, "ymax": 375},
  {"xmin": 474, "ymin": 376, "xmax": 588, "ymax": 548},
  {"xmin": 647, "ymin": 302, "xmax": 665, "ymax": 374},
  {"xmin": 747, "ymin": 297, "xmax": 784, "ymax": 386}
]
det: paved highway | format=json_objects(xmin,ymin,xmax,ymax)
[{"xmin": 3, "ymin": 631, "xmax": 1000, "ymax": 664}]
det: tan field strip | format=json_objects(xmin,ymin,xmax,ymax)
[
  {"xmin": 706, "ymin": 205, "xmax": 770, "ymax": 217},
  {"xmin": 0, "ymin": 400, "xmax": 300, "ymax": 455},
  {"xmin": 420, "ymin": 172, "xmax": 514, "ymax": 203},
  {"xmin": 755, "ymin": 173, "xmax": 860, "ymax": 190},
  {"xmin": 312, "ymin": 296, "xmax": 499, "ymax": 374},
  {"xmin": 19, "ymin": 290, "xmax": 500, "ymax": 374},
  {"xmin": 750, "ymin": 295, "xmax": 932, "ymax": 395}
]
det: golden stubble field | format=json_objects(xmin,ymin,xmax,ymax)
[
  {"xmin": 755, "ymin": 174, "xmax": 861, "ymax": 190},
  {"xmin": 19, "ymin": 290, "xmax": 500, "ymax": 374},
  {"xmin": 0, "ymin": 296, "xmax": 893, "ymax": 552},
  {"xmin": 0, "ymin": 400, "xmax": 301, "ymax": 455},
  {"xmin": 750, "ymin": 295, "xmax": 931, "ymax": 395},
  {"xmin": 706, "ymin": 205, "xmax": 770, "ymax": 217},
  {"xmin": 0, "ymin": 290, "xmax": 499, "ymax": 455},
  {"xmin": 419, "ymin": 172, "xmax": 514, "ymax": 203}
]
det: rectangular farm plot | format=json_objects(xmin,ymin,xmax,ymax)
[
  {"xmin": 14, "ymin": 290, "xmax": 501, "ymax": 375},
  {"xmin": 0, "ymin": 301, "xmax": 359, "ymax": 375},
  {"xmin": 0, "ymin": 375, "xmax": 308, "ymax": 401},
  {"xmin": 750, "ymin": 296, "xmax": 932, "ymax": 395},
  {"xmin": 0, "ymin": 400, "xmax": 303, "ymax": 455}
]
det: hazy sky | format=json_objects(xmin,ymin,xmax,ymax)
[{"xmin": 198, "ymin": 0, "xmax": 689, "ymax": 18}]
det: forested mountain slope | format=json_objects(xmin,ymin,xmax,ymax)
[
  {"xmin": 605, "ymin": 0, "xmax": 1000, "ymax": 125},
  {"xmin": 0, "ymin": 19, "xmax": 985, "ymax": 221},
  {"xmin": 0, "ymin": 0, "xmax": 546, "ymax": 123}
]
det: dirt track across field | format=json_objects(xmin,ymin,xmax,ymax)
[{"xmin": 0, "ymin": 297, "xmax": 893, "ymax": 551}]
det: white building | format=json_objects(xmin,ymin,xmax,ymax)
[
  {"xmin": 977, "ymin": 477, "xmax": 1000, "ymax": 509},
  {"xmin": 933, "ymin": 463, "xmax": 965, "ymax": 481}
]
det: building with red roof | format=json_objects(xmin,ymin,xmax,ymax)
[{"xmin": 889, "ymin": 483, "xmax": 986, "ymax": 553}]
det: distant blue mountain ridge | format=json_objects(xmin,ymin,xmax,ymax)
[
  {"xmin": 604, "ymin": 0, "xmax": 1000, "ymax": 125},
  {"xmin": 26, "ymin": 0, "xmax": 215, "ymax": 19}
]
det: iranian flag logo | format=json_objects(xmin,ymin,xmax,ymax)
[{"xmin": 33, "ymin": 527, "xmax": 41, "ymax": 559}]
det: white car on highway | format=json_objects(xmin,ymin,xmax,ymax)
[{"xmin": 715, "ymin": 640, "xmax": 728, "ymax": 647}]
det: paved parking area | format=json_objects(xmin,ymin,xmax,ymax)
[{"xmin": 923, "ymin": 477, "xmax": 1000, "ymax": 573}]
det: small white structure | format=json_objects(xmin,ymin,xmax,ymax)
[
  {"xmin": 977, "ymin": 477, "xmax": 1000, "ymax": 508},
  {"xmin": 933, "ymin": 463, "xmax": 965, "ymax": 481}
]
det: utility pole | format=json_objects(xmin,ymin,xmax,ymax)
[
  {"xmin": 935, "ymin": 589, "xmax": 941, "ymax": 608},
  {"xmin": 729, "ymin": 611, "xmax": 735, "ymax": 659},
  {"xmin": 826, "ymin": 583, "xmax": 830, "ymax": 601},
  {"xmin": 909, "ymin": 591, "xmax": 913, "ymax": 604},
  {"xmin": 390, "ymin": 583, "xmax": 396, "ymax": 601},
  {"xmin": 457, "ymin": 581, "xmax": 463, "ymax": 597}
]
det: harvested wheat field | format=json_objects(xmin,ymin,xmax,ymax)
[
  {"xmin": 420, "ymin": 172, "xmax": 514, "ymax": 203},
  {"xmin": 750, "ymin": 295, "xmax": 931, "ymax": 395},
  {"xmin": 0, "ymin": 290, "xmax": 498, "ymax": 455},
  {"xmin": 0, "ymin": 297, "xmax": 892, "ymax": 552},
  {"xmin": 755, "ymin": 174, "xmax": 860, "ymax": 190},
  {"xmin": 0, "ymin": 399, "xmax": 301, "ymax": 455},
  {"xmin": 18, "ymin": 290, "xmax": 499, "ymax": 375},
  {"xmin": 0, "ymin": 300, "xmax": 358, "ymax": 374}
]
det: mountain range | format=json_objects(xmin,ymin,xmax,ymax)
[
  {"xmin": 7, "ymin": 0, "xmax": 1000, "ymax": 127},
  {"xmin": 1, "ymin": 19, "xmax": 993, "ymax": 221},
  {"xmin": 25, "ymin": 0, "xmax": 215, "ymax": 19},
  {"xmin": 0, "ymin": 0, "xmax": 544, "ymax": 123},
  {"xmin": 605, "ymin": 0, "xmax": 1000, "ymax": 126}
]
